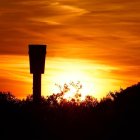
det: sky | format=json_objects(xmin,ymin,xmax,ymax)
[{"xmin": 0, "ymin": 0, "xmax": 140, "ymax": 99}]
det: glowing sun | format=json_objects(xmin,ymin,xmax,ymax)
[{"xmin": 50, "ymin": 70, "xmax": 94, "ymax": 101}]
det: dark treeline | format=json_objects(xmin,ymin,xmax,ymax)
[{"xmin": 0, "ymin": 83, "xmax": 140, "ymax": 140}]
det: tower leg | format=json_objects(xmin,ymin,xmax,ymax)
[{"xmin": 33, "ymin": 73, "xmax": 41, "ymax": 103}]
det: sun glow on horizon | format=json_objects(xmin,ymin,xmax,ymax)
[
  {"xmin": 43, "ymin": 62, "xmax": 114, "ymax": 100},
  {"xmin": 0, "ymin": 55, "xmax": 137, "ymax": 100},
  {"xmin": 45, "ymin": 62, "xmax": 95, "ymax": 100},
  {"xmin": 42, "ymin": 57, "xmax": 123, "ymax": 100},
  {"xmin": 52, "ymin": 80, "xmax": 94, "ymax": 101}
]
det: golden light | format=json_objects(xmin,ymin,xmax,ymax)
[
  {"xmin": 42, "ymin": 57, "xmax": 122, "ymax": 101},
  {"xmin": 50, "ymin": 71, "xmax": 94, "ymax": 101},
  {"xmin": 0, "ymin": 55, "xmax": 133, "ymax": 100},
  {"xmin": 42, "ymin": 59, "xmax": 96, "ymax": 101}
]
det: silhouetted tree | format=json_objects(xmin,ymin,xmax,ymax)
[{"xmin": 0, "ymin": 83, "xmax": 140, "ymax": 140}]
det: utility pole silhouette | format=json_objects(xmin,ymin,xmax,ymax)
[{"xmin": 29, "ymin": 45, "xmax": 47, "ymax": 103}]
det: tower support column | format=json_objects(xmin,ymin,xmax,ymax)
[{"xmin": 33, "ymin": 73, "xmax": 41, "ymax": 103}]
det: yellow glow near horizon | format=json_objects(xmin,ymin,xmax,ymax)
[
  {"xmin": 49, "ymin": 70, "xmax": 94, "ymax": 100},
  {"xmin": 0, "ymin": 55, "xmax": 139, "ymax": 100},
  {"xmin": 42, "ymin": 57, "xmax": 133, "ymax": 100}
]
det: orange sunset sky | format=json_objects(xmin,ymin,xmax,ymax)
[{"xmin": 0, "ymin": 0, "xmax": 140, "ymax": 99}]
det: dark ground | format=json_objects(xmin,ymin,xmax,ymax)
[{"xmin": 0, "ymin": 83, "xmax": 140, "ymax": 140}]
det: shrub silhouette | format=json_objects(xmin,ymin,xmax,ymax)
[{"xmin": 0, "ymin": 83, "xmax": 140, "ymax": 140}]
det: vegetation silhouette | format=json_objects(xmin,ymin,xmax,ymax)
[{"xmin": 0, "ymin": 83, "xmax": 140, "ymax": 140}]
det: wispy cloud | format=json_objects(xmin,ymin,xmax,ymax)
[{"xmin": 0, "ymin": 0, "xmax": 140, "ymax": 62}]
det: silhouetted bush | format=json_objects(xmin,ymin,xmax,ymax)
[{"xmin": 0, "ymin": 83, "xmax": 140, "ymax": 140}]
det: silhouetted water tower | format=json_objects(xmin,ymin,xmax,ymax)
[{"xmin": 29, "ymin": 44, "xmax": 47, "ymax": 103}]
